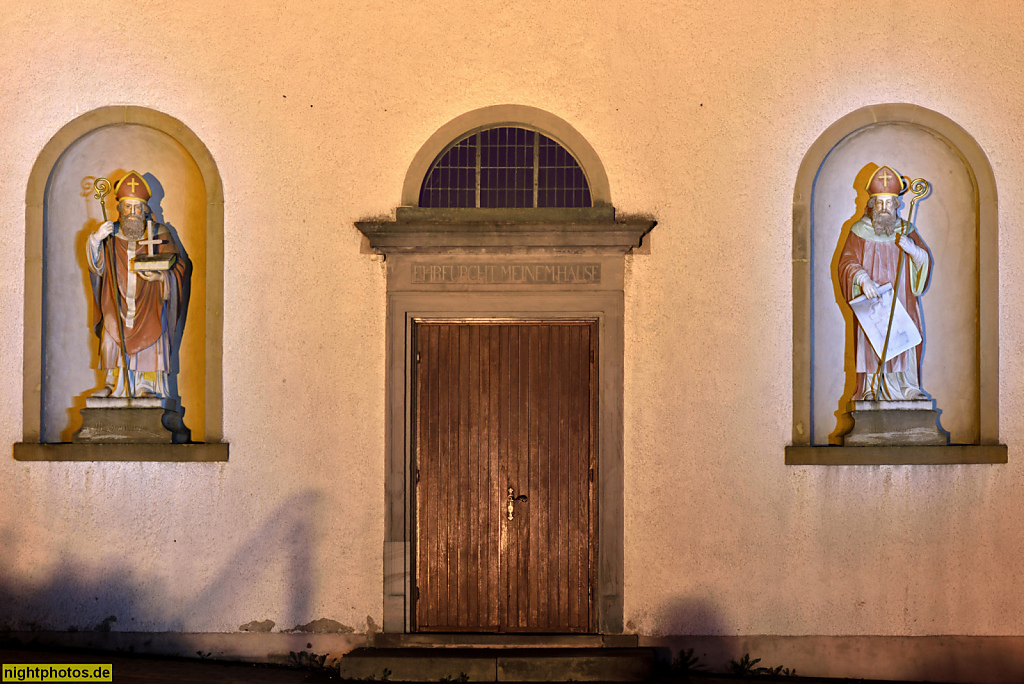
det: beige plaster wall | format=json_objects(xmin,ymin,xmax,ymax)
[{"xmin": 1, "ymin": 0, "xmax": 1023, "ymax": 655}]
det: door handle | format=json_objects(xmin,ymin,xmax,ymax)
[{"xmin": 506, "ymin": 486, "xmax": 529, "ymax": 520}]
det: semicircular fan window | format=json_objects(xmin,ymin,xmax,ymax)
[{"xmin": 419, "ymin": 126, "xmax": 592, "ymax": 208}]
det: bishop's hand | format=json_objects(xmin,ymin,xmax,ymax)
[
  {"xmin": 94, "ymin": 220, "xmax": 116, "ymax": 241},
  {"xmin": 896, "ymin": 234, "xmax": 927, "ymax": 265},
  {"xmin": 854, "ymin": 270, "xmax": 880, "ymax": 299}
]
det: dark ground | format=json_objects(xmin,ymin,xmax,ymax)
[{"xmin": 0, "ymin": 644, "xmax": 931, "ymax": 684}]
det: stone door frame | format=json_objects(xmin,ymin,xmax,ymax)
[
  {"xmin": 382, "ymin": 285, "xmax": 625, "ymax": 634},
  {"xmin": 363, "ymin": 105, "xmax": 652, "ymax": 633}
]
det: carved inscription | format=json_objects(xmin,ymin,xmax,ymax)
[{"xmin": 413, "ymin": 263, "xmax": 601, "ymax": 285}]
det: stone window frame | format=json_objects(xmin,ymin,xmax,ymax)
[
  {"xmin": 786, "ymin": 103, "xmax": 1005, "ymax": 466},
  {"xmin": 14, "ymin": 106, "xmax": 227, "ymax": 462},
  {"xmin": 360, "ymin": 105, "xmax": 653, "ymax": 635}
]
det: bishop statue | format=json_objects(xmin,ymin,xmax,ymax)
[{"xmin": 86, "ymin": 171, "xmax": 186, "ymax": 400}]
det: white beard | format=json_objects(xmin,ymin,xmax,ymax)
[
  {"xmin": 121, "ymin": 214, "xmax": 146, "ymax": 241},
  {"xmin": 872, "ymin": 211, "xmax": 897, "ymax": 237}
]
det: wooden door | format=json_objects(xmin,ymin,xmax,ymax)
[{"xmin": 414, "ymin": 321, "xmax": 596, "ymax": 633}]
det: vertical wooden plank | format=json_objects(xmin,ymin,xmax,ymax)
[
  {"xmin": 588, "ymin": 321, "xmax": 598, "ymax": 631},
  {"xmin": 457, "ymin": 324, "xmax": 470, "ymax": 628},
  {"xmin": 444, "ymin": 324, "xmax": 457, "ymax": 628},
  {"xmin": 528, "ymin": 323, "xmax": 540, "ymax": 630},
  {"xmin": 476, "ymin": 325, "xmax": 486, "ymax": 628},
  {"xmin": 478, "ymin": 325, "xmax": 489, "ymax": 627},
  {"xmin": 508, "ymin": 325, "xmax": 522, "ymax": 629},
  {"xmin": 435, "ymin": 324, "xmax": 450, "ymax": 629},
  {"xmin": 520, "ymin": 325, "xmax": 528, "ymax": 630},
  {"xmin": 414, "ymin": 325, "xmax": 425, "ymax": 629},
  {"xmin": 557, "ymin": 324, "xmax": 570, "ymax": 630},
  {"xmin": 576, "ymin": 322, "xmax": 589, "ymax": 631},
  {"xmin": 545, "ymin": 323, "xmax": 556, "ymax": 629},
  {"xmin": 568, "ymin": 323, "xmax": 581, "ymax": 630},
  {"xmin": 569, "ymin": 325, "xmax": 585, "ymax": 630},
  {"xmin": 538, "ymin": 323, "xmax": 550, "ymax": 630},
  {"xmin": 497, "ymin": 324, "xmax": 508, "ymax": 629},
  {"xmin": 467, "ymin": 324, "xmax": 480, "ymax": 627},
  {"xmin": 422, "ymin": 324, "xmax": 438, "ymax": 629},
  {"xmin": 488, "ymin": 326, "xmax": 500, "ymax": 628},
  {"xmin": 527, "ymin": 324, "xmax": 541, "ymax": 629}
]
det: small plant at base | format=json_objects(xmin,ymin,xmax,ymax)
[
  {"xmin": 673, "ymin": 647, "xmax": 706, "ymax": 673},
  {"xmin": 728, "ymin": 654, "xmax": 761, "ymax": 675},
  {"xmin": 196, "ymin": 651, "xmax": 211, "ymax": 660},
  {"xmin": 439, "ymin": 674, "xmax": 469, "ymax": 682},
  {"xmin": 288, "ymin": 650, "xmax": 328, "ymax": 669},
  {"xmin": 727, "ymin": 653, "xmax": 797, "ymax": 677}
]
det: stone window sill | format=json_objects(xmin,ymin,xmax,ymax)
[
  {"xmin": 12, "ymin": 443, "xmax": 229, "ymax": 462},
  {"xmin": 785, "ymin": 445, "xmax": 1006, "ymax": 465}
]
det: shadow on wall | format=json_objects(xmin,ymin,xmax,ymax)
[
  {"xmin": 636, "ymin": 597, "xmax": 733, "ymax": 671},
  {"xmin": 0, "ymin": 491, "xmax": 323, "ymax": 634},
  {"xmin": 658, "ymin": 596, "xmax": 728, "ymax": 636},
  {"xmin": 645, "ymin": 599, "xmax": 1024, "ymax": 681}
]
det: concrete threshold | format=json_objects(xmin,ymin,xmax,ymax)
[{"xmin": 336, "ymin": 646, "xmax": 656, "ymax": 682}]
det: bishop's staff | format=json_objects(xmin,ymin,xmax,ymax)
[
  {"xmin": 93, "ymin": 177, "xmax": 134, "ymax": 397},
  {"xmin": 871, "ymin": 176, "xmax": 931, "ymax": 400}
]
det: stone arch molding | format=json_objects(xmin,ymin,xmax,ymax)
[
  {"xmin": 786, "ymin": 103, "xmax": 1004, "ymax": 465},
  {"xmin": 16, "ymin": 106, "xmax": 226, "ymax": 461},
  {"xmin": 401, "ymin": 104, "xmax": 612, "ymax": 207}
]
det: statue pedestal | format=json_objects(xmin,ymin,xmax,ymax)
[
  {"xmin": 73, "ymin": 397, "xmax": 190, "ymax": 444},
  {"xmin": 843, "ymin": 399, "xmax": 949, "ymax": 446}
]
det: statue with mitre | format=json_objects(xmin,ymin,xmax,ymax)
[
  {"xmin": 74, "ymin": 171, "xmax": 189, "ymax": 443},
  {"xmin": 836, "ymin": 164, "xmax": 947, "ymax": 445}
]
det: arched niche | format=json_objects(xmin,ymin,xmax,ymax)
[
  {"xmin": 787, "ymin": 103, "xmax": 1004, "ymax": 465},
  {"xmin": 16, "ymin": 106, "xmax": 226, "ymax": 461}
]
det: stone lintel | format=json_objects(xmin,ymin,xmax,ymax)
[
  {"xmin": 395, "ymin": 206, "xmax": 616, "ymax": 222},
  {"xmin": 785, "ymin": 444, "xmax": 1007, "ymax": 466},
  {"xmin": 356, "ymin": 216, "xmax": 655, "ymax": 256},
  {"xmin": 13, "ymin": 442, "xmax": 229, "ymax": 462}
]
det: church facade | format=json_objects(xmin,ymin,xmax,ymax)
[{"xmin": 1, "ymin": 1, "xmax": 1023, "ymax": 681}]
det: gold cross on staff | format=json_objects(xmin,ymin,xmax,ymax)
[
  {"xmin": 878, "ymin": 169, "xmax": 892, "ymax": 189},
  {"xmin": 126, "ymin": 176, "xmax": 140, "ymax": 193}
]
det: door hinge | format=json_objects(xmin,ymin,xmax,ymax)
[
  {"xmin": 589, "ymin": 468, "xmax": 594, "ymax": 482},
  {"xmin": 590, "ymin": 349, "xmax": 595, "ymax": 363},
  {"xmin": 414, "ymin": 586, "xmax": 420, "ymax": 601},
  {"xmin": 415, "ymin": 468, "xmax": 420, "ymax": 484},
  {"xmin": 416, "ymin": 352, "xmax": 421, "ymax": 363}
]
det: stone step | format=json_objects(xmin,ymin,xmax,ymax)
[
  {"xmin": 372, "ymin": 633, "xmax": 639, "ymax": 649},
  {"xmin": 335, "ymin": 647, "xmax": 657, "ymax": 682}
]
